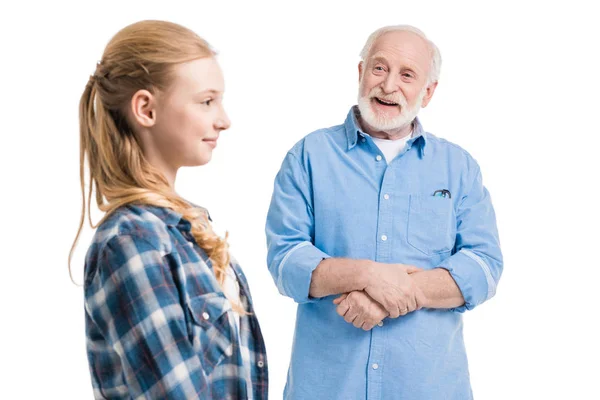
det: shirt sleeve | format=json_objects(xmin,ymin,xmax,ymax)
[
  {"xmin": 265, "ymin": 151, "xmax": 330, "ymax": 303},
  {"xmin": 438, "ymin": 163, "xmax": 504, "ymax": 313},
  {"xmin": 85, "ymin": 235, "xmax": 209, "ymax": 399}
]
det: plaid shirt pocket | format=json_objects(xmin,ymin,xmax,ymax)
[{"xmin": 187, "ymin": 292, "xmax": 235, "ymax": 377}]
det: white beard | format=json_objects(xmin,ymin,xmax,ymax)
[{"xmin": 357, "ymin": 83, "xmax": 427, "ymax": 132}]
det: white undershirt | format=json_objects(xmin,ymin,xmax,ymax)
[
  {"xmin": 223, "ymin": 266, "xmax": 241, "ymax": 330},
  {"xmin": 223, "ymin": 265, "xmax": 253, "ymax": 395},
  {"xmin": 210, "ymin": 218, "xmax": 242, "ymax": 329},
  {"xmin": 367, "ymin": 132, "xmax": 412, "ymax": 163}
]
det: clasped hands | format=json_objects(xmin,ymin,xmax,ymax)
[{"xmin": 333, "ymin": 262, "xmax": 426, "ymax": 331}]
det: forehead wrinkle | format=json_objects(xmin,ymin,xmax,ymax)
[{"xmin": 369, "ymin": 32, "xmax": 432, "ymax": 76}]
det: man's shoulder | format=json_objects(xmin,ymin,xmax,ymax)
[
  {"xmin": 287, "ymin": 123, "xmax": 346, "ymax": 158},
  {"xmin": 424, "ymin": 132, "xmax": 480, "ymax": 167}
]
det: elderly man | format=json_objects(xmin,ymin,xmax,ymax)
[{"xmin": 266, "ymin": 25, "xmax": 502, "ymax": 399}]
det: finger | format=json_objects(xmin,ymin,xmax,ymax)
[
  {"xmin": 333, "ymin": 293, "xmax": 348, "ymax": 305},
  {"xmin": 353, "ymin": 316, "xmax": 365, "ymax": 329},
  {"xmin": 344, "ymin": 309, "xmax": 358, "ymax": 324},
  {"xmin": 370, "ymin": 292, "xmax": 398, "ymax": 318},
  {"xmin": 336, "ymin": 301, "xmax": 350, "ymax": 317},
  {"xmin": 388, "ymin": 304, "xmax": 400, "ymax": 319},
  {"xmin": 373, "ymin": 307, "xmax": 388, "ymax": 323},
  {"xmin": 398, "ymin": 300, "xmax": 409, "ymax": 316},
  {"xmin": 363, "ymin": 292, "xmax": 389, "ymax": 319},
  {"xmin": 374, "ymin": 312, "xmax": 387, "ymax": 324},
  {"xmin": 362, "ymin": 323, "xmax": 375, "ymax": 331},
  {"xmin": 363, "ymin": 315, "xmax": 379, "ymax": 330}
]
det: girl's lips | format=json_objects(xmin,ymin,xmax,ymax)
[{"xmin": 203, "ymin": 138, "xmax": 218, "ymax": 148}]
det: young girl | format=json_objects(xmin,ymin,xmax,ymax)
[{"xmin": 70, "ymin": 20, "xmax": 268, "ymax": 399}]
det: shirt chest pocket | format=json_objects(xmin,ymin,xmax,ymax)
[
  {"xmin": 187, "ymin": 292, "xmax": 235, "ymax": 377},
  {"xmin": 407, "ymin": 194, "xmax": 455, "ymax": 255}
]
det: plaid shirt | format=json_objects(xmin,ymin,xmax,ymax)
[{"xmin": 84, "ymin": 204, "xmax": 268, "ymax": 399}]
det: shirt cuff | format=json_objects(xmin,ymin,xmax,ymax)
[
  {"xmin": 438, "ymin": 249, "xmax": 495, "ymax": 313},
  {"xmin": 277, "ymin": 241, "xmax": 330, "ymax": 304}
]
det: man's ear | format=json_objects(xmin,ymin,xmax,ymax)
[
  {"xmin": 358, "ymin": 61, "xmax": 364, "ymax": 83},
  {"xmin": 421, "ymin": 82, "xmax": 438, "ymax": 108}
]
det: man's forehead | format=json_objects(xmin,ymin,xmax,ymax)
[{"xmin": 368, "ymin": 31, "xmax": 431, "ymax": 66}]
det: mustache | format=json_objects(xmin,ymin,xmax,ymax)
[{"xmin": 367, "ymin": 87, "xmax": 408, "ymax": 107}]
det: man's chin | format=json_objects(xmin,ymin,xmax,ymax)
[
  {"xmin": 364, "ymin": 114, "xmax": 407, "ymax": 132},
  {"xmin": 359, "ymin": 102, "xmax": 405, "ymax": 131}
]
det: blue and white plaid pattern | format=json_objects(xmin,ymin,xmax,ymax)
[{"xmin": 84, "ymin": 204, "xmax": 268, "ymax": 399}]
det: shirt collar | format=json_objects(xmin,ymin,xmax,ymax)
[
  {"xmin": 141, "ymin": 204, "xmax": 193, "ymax": 232},
  {"xmin": 344, "ymin": 105, "xmax": 428, "ymax": 157}
]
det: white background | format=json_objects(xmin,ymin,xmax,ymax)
[{"xmin": 1, "ymin": 1, "xmax": 599, "ymax": 398}]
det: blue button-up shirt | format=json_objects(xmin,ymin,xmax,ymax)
[{"xmin": 266, "ymin": 107, "xmax": 502, "ymax": 399}]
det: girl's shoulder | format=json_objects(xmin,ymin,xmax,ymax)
[{"xmin": 84, "ymin": 204, "xmax": 182, "ymax": 279}]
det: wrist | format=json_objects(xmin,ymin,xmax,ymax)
[
  {"xmin": 359, "ymin": 260, "xmax": 376, "ymax": 289},
  {"xmin": 411, "ymin": 272, "xmax": 431, "ymax": 308}
]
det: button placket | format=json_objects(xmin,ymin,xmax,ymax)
[
  {"xmin": 376, "ymin": 169, "xmax": 394, "ymax": 264},
  {"xmin": 367, "ymin": 322, "xmax": 385, "ymax": 398}
]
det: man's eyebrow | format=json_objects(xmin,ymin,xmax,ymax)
[{"xmin": 370, "ymin": 55, "xmax": 389, "ymax": 64}]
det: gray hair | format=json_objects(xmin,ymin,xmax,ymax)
[{"xmin": 359, "ymin": 25, "xmax": 442, "ymax": 83}]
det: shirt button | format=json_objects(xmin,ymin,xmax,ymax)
[
  {"xmin": 381, "ymin": 235, "xmax": 387, "ymax": 241},
  {"xmin": 225, "ymin": 347, "xmax": 233, "ymax": 356},
  {"xmin": 375, "ymin": 155, "xmax": 382, "ymax": 161},
  {"xmin": 202, "ymin": 312, "xmax": 210, "ymax": 320},
  {"xmin": 361, "ymin": 138, "xmax": 366, "ymax": 143},
  {"xmin": 257, "ymin": 360, "xmax": 265, "ymax": 368},
  {"xmin": 383, "ymin": 194, "xmax": 390, "ymax": 200},
  {"xmin": 377, "ymin": 321, "xmax": 383, "ymax": 327},
  {"xmin": 372, "ymin": 363, "xmax": 379, "ymax": 370}
]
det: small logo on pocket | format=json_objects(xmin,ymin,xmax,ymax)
[{"xmin": 433, "ymin": 189, "xmax": 451, "ymax": 199}]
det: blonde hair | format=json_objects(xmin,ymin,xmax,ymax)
[{"xmin": 70, "ymin": 20, "xmax": 245, "ymax": 313}]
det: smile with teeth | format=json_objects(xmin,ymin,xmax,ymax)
[{"xmin": 374, "ymin": 97, "xmax": 399, "ymax": 106}]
